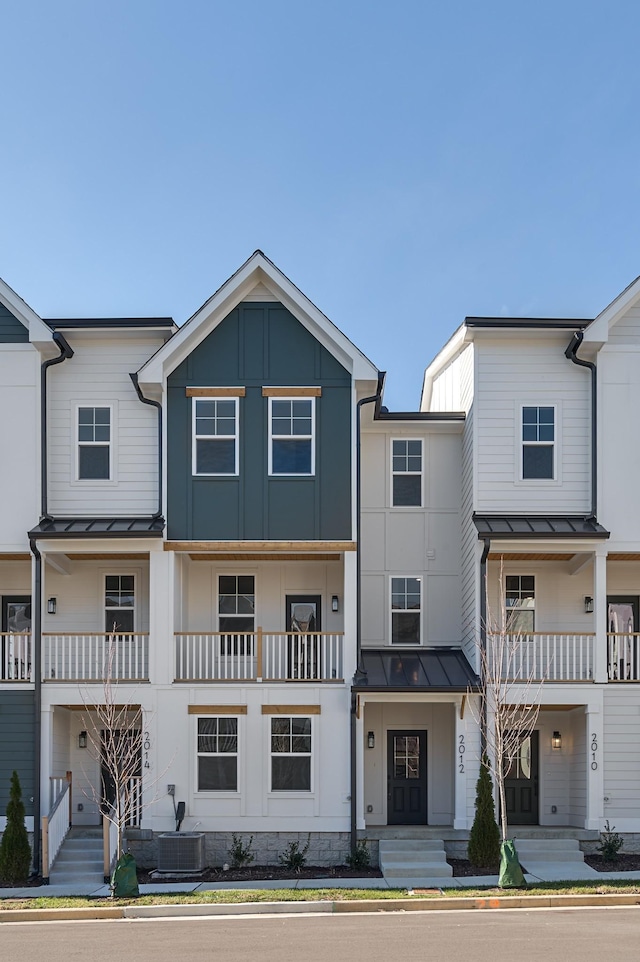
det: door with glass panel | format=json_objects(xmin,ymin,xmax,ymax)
[
  {"xmin": 607, "ymin": 596, "xmax": 639, "ymax": 680},
  {"xmin": 387, "ymin": 730, "xmax": 427, "ymax": 825},
  {"xmin": 1, "ymin": 596, "xmax": 31, "ymax": 680},
  {"xmin": 504, "ymin": 731, "xmax": 539, "ymax": 824}
]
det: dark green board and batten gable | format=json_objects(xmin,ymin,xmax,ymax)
[
  {"xmin": 0, "ymin": 691, "xmax": 35, "ymax": 817},
  {"xmin": 167, "ymin": 302, "xmax": 352, "ymax": 541},
  {"xmin": 0, "ymin": 303, "xmax": 28, "ymax": 342}
]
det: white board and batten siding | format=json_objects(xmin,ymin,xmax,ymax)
[
  {"xmin": 475, "ymin": 337, "xmax": 591, "ymax": 514},
  {"xmin": 599, "ymin": 344, "xmax": 640, "ymax": 542},
  {"xmin": 602, "ymin": 687, "xmax": 640, "ymax": 830},
  {"xmin": 429, "ymin": 343, "xmax": 474, "ymax": 414},
  {"xmin": 0, "ymin": 345, "xmax": 39, "ymax": 549},
  {"xmin": 47, "ymin": 337, "xmax": 163, "ymax": 517}
]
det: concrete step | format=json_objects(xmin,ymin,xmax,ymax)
[
  {"xmin": 380, "ymin": 849, "xmax": 448, "ymax": 864},
  {"xmin": 379, "ymin": 839, "xmax": 445, "ymax": 852},
  {"xmin": 514, "ymin": 837, "xmax": 582, "ymax": 851},
  {"xmin": 57, "ymin": 842, "xmax": 103, "ymax": 857},
  {"xmin": 53, "ymin": 855, "xmax": 103, "ymax": 870},
  {"xmin": 382, "ymin": 863, "xmax": 453, "ymax": 878},
  {"xmin": 513, "ymin": 838, "xmax": 585, "ymax": 864},
  {"xmin": 379, "ymin": 840, "xmax": 453, "ymax": 881}
]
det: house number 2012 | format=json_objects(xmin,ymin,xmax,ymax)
[
  {"xmin": 591, "ymin": 733, "xmax": 598, "ymax": 771},
  {"xmin": 144, "ymin": 731, "xmax": 151, "ymax": 769},
  {"xmin": 458, "ymin": 734, "xmax": 465, "ymax": 773}
]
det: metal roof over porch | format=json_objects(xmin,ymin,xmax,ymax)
[
  {"xmin": 473, "ymin": 514, "xmax": 609, "ymax": 539},
  {"xmin": 353, "ymin": 647, "xmax": 479, "ymax": 692}
]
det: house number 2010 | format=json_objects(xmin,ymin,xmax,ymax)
[
  {"xmin": 591, "ymin": 733, "xmax": 598, "ymax": 770},
  {"xmin": 144, "ymin": 731, "xmax": 151, "ymax": 769},
  {"xmin": 458, "ymin": 734, "xmax": 465, "ymax": 773}
]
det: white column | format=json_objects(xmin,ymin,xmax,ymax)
[
  {"xmin": 454, "ymin": 699, "xmax": 469, "ymax": 829},
  {"xmin": 40, "ymin": 707, "xmax": 53, "ymax": 818},
  {"xmin": 355, "ymin": 696, "xmax": 366, "ymax": 830},
  {"xmin": 593, "ymin": 547, "xmax": 608, "ymax": 683},
  {"xmin": 343, "ymin": 550, "xmax": 357, "ymax": 679},
  {"xmin": 585, "ymin": 702, "xmax": 604, "ymax": 830},
  {"xmin": 148, "ymin": 548, "xmax": 175, "ymax": 686}
]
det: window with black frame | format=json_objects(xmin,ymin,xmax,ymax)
[
  {"xmin": 196, "ymin": 717, "xmax": 238, "ymax": 791},
  {"xmin": 218, "ymin": 575, "xmax": 255, "ymax": 656},
  {"xmin": 270, "ymin": 716, "xmax": 311, "ymax": 791}
]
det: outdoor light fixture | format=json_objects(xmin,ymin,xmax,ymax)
[
  {"xmin": 47, "ymin": 597, "xmax": 57, "ymax": 614},
  {"xmin": 584, "ymin": 596, "xmax": 594, "ymax": 614},
  {"xmin": 332, "ymin": 595, "xmax": 339, "ymax": 612},
  {"xmin": 552, "ymin": 731, "xmax": 562, "ymax": 750},
  {"xmin": 367, "ymin": 731, "xmax": 375, "ymax": 749},
  {"xmin": 78, "ymin": 731, "xmax": 88, "ymax": 749}
]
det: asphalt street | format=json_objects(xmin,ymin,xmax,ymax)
[{"xmin": 2, "ymin": 907, "xmax": 640, "ymax": 962}]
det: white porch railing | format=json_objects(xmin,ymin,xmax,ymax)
[
  {"xmin": 607, "ymin": 633, "xmax": 640, "ymax": 681},
  {"xmin": 0, "ymin": 632, "xmax": 31, "ymax": 681},
  {"xmin": 174, "ymin": 629, "xmax": 344, "ymax": 682},
  {"xmin": 42, "ymin": 633, "xmax": 149, "ymax": 681},
  {"xmin": 489, "ymin": 632, "xmax": 594, "ymax": 682},
  {"xmin": 42, "ymin": 772, "xmax": 72, "ymax": 882},
  {"xmin": 103, "ymin": 777, "xmax": 142, "ymax": 882}
]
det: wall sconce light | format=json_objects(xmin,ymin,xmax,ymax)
[
  {"xmin": 47, "ymin": 597, "xmax": 57, "ymax": 615},
  {"xmin": 332, "ymin": 595, "xmax": 339, "ymax": 613},
  {"xmin": 367, "ymin": 731, "xmax": 375, "ymax": 749},
  {"xmin": 552, "ymin": 731, "xmax": 562, "ymax": 750},
  {"xmin": 584, "ymin": 596, "xmax": 594, "ymax": 614},
  {"xmin": 78, "ymin": 731, "xmax": 88, "ymax": 749}
]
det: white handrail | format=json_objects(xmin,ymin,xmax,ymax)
[
  {"xmin": 488, "ymin": 632, "xmax": 594, "ymax": 682},
  {"xmin": 0, "ymin": 632, "xmax": 31, "ymax": 681},
  {"xmin": 42, "ymin": 633, "xmax": 149, "ymax": 681},
  {"xmin": 174, "ymin": 631, "xmax": 344, "ymax": 681},
  {"xmin": 42, "ymin": 777, "xmax": 71, "ymax": 881}
]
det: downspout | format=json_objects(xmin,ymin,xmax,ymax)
[
  {"xmin": 565, "ymin": 330, "xmax": 597, "ymax": 518},
  {"xmin": 29, "ymin": 538, "xmax": 42, "ymax": 877},
  {"xmin": 479, "ymin": 538, "xmax": 491, "ymax": 756},
  {"xmin": 41, "ymin": 332, "xmax": 74, "ymax": 520},
  {"xmin": 129, "ymin": 373, "xmax": 164, "ymax": 520},
  {"xmin": 350, "ymin": 373, "xmax": 384, "ymax": 856}
]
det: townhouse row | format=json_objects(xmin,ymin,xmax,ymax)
[{"xmin": 2, "ymin": 253, "xmax": 640, "ymax": 873}]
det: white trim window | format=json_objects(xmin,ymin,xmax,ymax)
[
  {"xmin": 104, "ymin": 574, "xmax": 135, "ymax": 633},
  {"xmin": 505, "ymin": 575, "xmax": 535, "ymax": 633},
  {"xmin": 268, "ymin": 398, "xmax": 315, "ymax": 476},
  {"xmin": 196, "ymin": 716, "xmax": 238, "ymax": 791},
  {"xmin": 392, "ymin": 439, "xmax": 423, "ymax": 506},
  {"xmin": 270, "ymin": 716, "xmax": 312, "ymax": 791},
  {"xmin": 218, "ymin": 574, "xmax": 255, "ymax": 655},
  {"xmin": 391, "ymin": 577, "xmax": 422, "ymax": 645},
  {"xmin": 77, "ymin": 406, "xmax": 111, "ymax": 480},
  {"xmin": 522, "ymin": 406, "xmax": 555, "ymax": 480},
  {"xmin": 193, "ymin": 398, "xmax": 239, "ymax": 476}
]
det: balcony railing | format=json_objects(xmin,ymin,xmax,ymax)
[
  {"xmin": 175, "ymin": 629, "xmax": 344, "ymax": 682},
  {"xmin": 43, "ymin": 633, "xmax": 149, "ymax": 682},
  {"xmin": 607, "ymin": 633, "xmax": 640, "ymax": 682},
  {"xmin": 489, "ymin": 632, "xmax": 594, "ymax": 682},
  {"xmin": 0, "ymin": 632, "xmax": 32, "ymax": 681}
]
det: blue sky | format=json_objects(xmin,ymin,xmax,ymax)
[{"xmin": 2, "ymin": 1, "xmax": 640, "ymax": 408}]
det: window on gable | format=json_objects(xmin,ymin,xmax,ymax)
[
  {"xmin": 392, "ymin": 439, "xmax": 422, "ymax": 506},
  {"xmin": 193, "ymin": 398, "xmax": 238, "ymax": 475},
  {"xmin": 391, "ymin": 577, "xmax": 422, "ymax": 644},
  {"xmin": 522, "ymin": 406, "xmax": 555, "ymax": 480},
  {"xmin": 105, "ymin": 575, "xmax": 135, "ymax": 634},
  {"xmin": 271, "ymin": 716, "xmax": 312, "ymax": 791},
  {"xmin": 197, "ymin": 717, "xmax": 238, "ymax": 791},
  {"xmin": 269, "ymin": 398, "xmax": 315, "ymax": 475},
  {"xmin": 505, "ymin": 575, "xmax": 535, "ymax": 633},
  {"xmin": 78, "ymin": 407, "xmax": 111, "ymax": 480}
]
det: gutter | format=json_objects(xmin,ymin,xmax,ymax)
[
  {"xmin": 479, "ymin": 538, "xmax": 491, "ymax": 756},
  {"xmin": 29, "ymin": 538, "xmax": 42, "ymax": 877},
  {"xmin": 565, "ymin": 331, "xmax": 597, "ymax": 518},
  {"xmin": 41, "ymin": 333, "xmax": 74, "ymax": 519},
  {"xmin": 350, "ymin": 372, "xmax": 384, "ymax": 857},
  {"xmin": 129, "ymin": 374, "xmax": 164, "ymax": 520}
]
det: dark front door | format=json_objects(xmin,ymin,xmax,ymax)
[
  {"xmin": 607, "ymin": 595, "xmax": 639, "ymax": 680},
  {"xmin": 387, "ymin": 730, "xmax": 427, "ymax": 825},
  {"xmin": 1, "ymin": 596, "xmax": 31, "ymax": 680},
  {"xmin": 504, "ymin": 731, "xmax": 539, "ymax": 825},
  {"xmin": 286, "ymin": 595, "xmax": 321, "ymax": 680}
]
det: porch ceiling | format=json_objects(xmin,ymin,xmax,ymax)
[{"xmin": 353, "ymin": 647, "xmax": 479, "ymax": 692}]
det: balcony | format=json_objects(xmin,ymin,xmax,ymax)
[
  {"xmin": 1, "ymin": 632, "xmax": 32, "ymax": 681},
  {"xmin": 489, "ymin": 632, "xmax": 595, "ymax": 682},
  {"xmin": 43, "ymin": 633, "xmax": 149, "ymax": 682},
  {"xmin": 174, "ymin": 629, "xmax": 344, "ymax": 682},
  {"xmin": 607, "ymin": 633, "xmax": 640, "ymax": 682}
]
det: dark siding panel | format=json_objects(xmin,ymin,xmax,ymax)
[
  {"xmin": 0, "ymin": 692, "xmax": 35, "ymax": 815},
  {"xmin": 267, "ymin": 482, "xmax": 316, "ymax": 540},
  {"xmin": 192, "ymin": 483, "xmax": 240, "ymax": 540},
  {"xmin": 0, "ymin": 304, "xmax": 29, "ymax": 343},
  {"xmin": 319, "ymin": 385, "xmax": 352, "ymax": 538}
]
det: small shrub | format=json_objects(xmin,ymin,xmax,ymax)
[
  {"xmin": 345, "ymin": 839, "xmax": 371, "ymax": 870},
  {"xmin": 597, "ymin": 820, "xmax": 623, "ymax": 861},
  {"xmin": 278, "ymin": 835, "xmax": 310, "ymax": 872},
  {"xmin": 0, "ymin": 771, "xmax": 32, "ymax": 884},
  {"xmin": 467, "ymin": 754, "xmax": 500, "ymax": 869},
  {"xmin": 228, "ymin": 834, "xmax": 255, "ymax": 868}
]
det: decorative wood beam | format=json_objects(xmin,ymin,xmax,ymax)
[
  {"xmin": 262, "ymin": 386, "xmax": 322, "ymax": 397},
  {"xmin": 188, "ymin": 705, "xmax": 248, "ymax": 715},
  {"xmin": 261, "ymin": 705, "xmax": 321, "ymax": 714},
  {"xmin": 186, "ymin": 387, "xmax": 246, "ymax": 397}
]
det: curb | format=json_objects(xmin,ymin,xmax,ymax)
[{"xmin": 2, "ymin": 892, "xmax": 640, "ymax": 923}]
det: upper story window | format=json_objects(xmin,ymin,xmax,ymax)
[
  {"xmin": 192, "ymin": 398, "xmax": 238, "ymax": 476},
  {"xmin": 78, "ymin": 406, "xmax": 111, "ymax": 480},
  {"xmin": 392, "ymin": 439, "xmax": 423, "ymax": 506},
  {"xmin": 391, "ymin": 576, "xmax": 422, "ymax": 645},
  {"xmin": 522, "ymin": 406, "xmax": 555, "ymax": 480},
  {"xmin": 505, "ymin": 575, "xmax": 535, "ymax": 632},
  {"xmin": 105, "ymin": 575, "xmax": 135, "ymax": 633},
  {"xmin": 269, "ymin": 398, "xmax": 315, "ymax": 476}
]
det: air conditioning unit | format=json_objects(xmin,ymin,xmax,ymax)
[{"xmin": 157, "ymin": 832, "xmax": 206, "ymax": 873}]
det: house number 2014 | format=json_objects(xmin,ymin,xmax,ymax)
[
  {"xmin": 144, "ymin": 731, "xmax": 151, "ymax": 769},
  {"xmin": 458, "ymin": 734, "xmax": 465, "ymax": 773},
  {"xmin": 591, "ymin": 733, "xmax": 598, "ymax": 770}
]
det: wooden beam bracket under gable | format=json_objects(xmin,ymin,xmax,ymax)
[
  {"xmin": 45, "ymin": 553, "xmax": 72, "ymax": 576},
  {"xmin": 568, "ymin": 553, "xmax": 594, "ymax": 576}
]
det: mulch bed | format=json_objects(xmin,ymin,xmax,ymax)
[
  {"xmin": 448, "ymin": 858, "xmax": 498, "ymax": 877},
  {"xmin": 138, "ymin": 865, "xmax": 383, "ymax": 884},
  {"xmin": 0, "ymin": 876, "xmax": 43, "ymax": 888},
  {"xmin": 584, "ymin": 854, "xmax": 640, "ymax": 873}
]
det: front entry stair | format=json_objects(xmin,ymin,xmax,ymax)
[
  {"xmin": 514, "ymin": 837, "xmax": 585, "ymax": 868},
  {"xmin": 379, "ymin": 839, "xmax": 453, "ymax": 886},
  {"xmin": 48, "ymin": 828, "xmax": 104, "ymax": 886}
]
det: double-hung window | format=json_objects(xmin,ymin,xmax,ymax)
[
  {"xmin": 196, "ymin": 717, "xmax": 238, "ymax": 791},
  {"xmin": 270, "ymin": 716, "xmax": 312, "ymax": 791},
  {"xmin": 392, "ymin": 439, "xmax": 422, "ymax": 506},
  {"xmin": 269, "ymin": 398, "xmax": 315, "ymax": 475},
  {"xmin": 105, "ymin": 575, "xmax": 135, "ymax": 634},
  {"xmin": 78, "ymin": 406, "xmax": 111, "ymax": 480},
  {"xmin": 218, "ymin": 575, "xmax": 255, "ymax": 655},
  {"xmin": 522, "ymin": 406, "xmax": 555, "ymax": 480},
  {"xmin": 193, "ymin": 398, "xmax": 238, "ymax": 475},
  {"xmin": 505, "ymin": 575, "xmax": 535, "ymax": 633},
  {"xmin": 391, "ymin": 577, "xmax": 422, "ymax": 644}
]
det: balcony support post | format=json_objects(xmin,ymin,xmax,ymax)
[
  {"xmin": 593, "ymin": 547, "xmax": 608, "ymax": 683},
  {"xmin": 149, "ymin": 548, "xmax": 175, "ymax": 686},
  {"xmin": 585, "ymin": 696, "xmax": 604, "ymax": 830}
]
